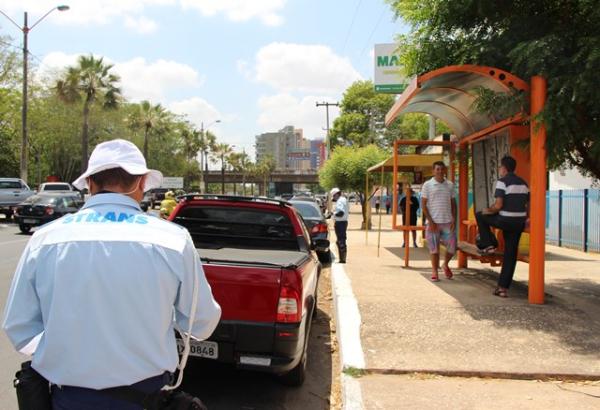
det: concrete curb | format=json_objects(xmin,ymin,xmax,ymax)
[{"xmin": 330, "ymin": 259, "xmax": 365, "ymax": 410}]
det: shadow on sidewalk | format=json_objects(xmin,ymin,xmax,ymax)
[
  {"xmin": 544, "ymin": 251, "xmax": 598, "ymax": 262},
  {"xmin": 414, "ymin": 268, "xmax": 600, "ymax": 359},
  {"xmin": 385, "ymin": 246, "xmax": 431, "ymax": 261}
]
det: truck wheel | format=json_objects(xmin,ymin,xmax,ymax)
[
  {"xmin": 279, "ymin": 318, "xmax": 311, "ymax": 387},
  {"xmin": 318, "ymin": 251, "xmax": 331, "ymax": 265},
  {"xmin": 279, "ymin": 344, "xmax": 307, "ymax": 387},
  {"xmin": 19, "ymin": 224, "xmax": 31, "ymax": 234}
]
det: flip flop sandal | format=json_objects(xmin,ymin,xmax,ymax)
[
  {"xmin": 478, "ymin": 246, "xmax": 497, "ymax": 255},
  {"xmin": 493, "ymin": 288, "xmax": 508, "ymax": 298},
  {"xmin": 443, "ymin": 266, "xmax": 453, "ymax": 279},
  {"xmin": 431, "ymin": 275, "xmax": 440, "ymax": 282}
]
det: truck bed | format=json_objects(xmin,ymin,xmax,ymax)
[{"xmin": 198, "ymin": 247, "xmax": 309, "ymax": 269}]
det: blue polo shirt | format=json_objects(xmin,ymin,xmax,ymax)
[{"xmin": 2, "ymin": 193, "xmax": 221, "ymax": 389}]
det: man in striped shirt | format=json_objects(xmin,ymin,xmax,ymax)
[
  {"xmin": 421, "ymin": 161, "xmax": 457, "ymax": 282},
  {"xmin": 476, "ymin": 155, "xmax": 529, "ymax": 298}
]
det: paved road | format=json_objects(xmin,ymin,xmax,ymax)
[{"xmin": 0, "ymin": 221, "xmax": 337, "ymax": 409}]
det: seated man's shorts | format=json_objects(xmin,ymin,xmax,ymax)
[{"xmin": 425, "ymin": 223, "xmax": 456, "ymax": 254}]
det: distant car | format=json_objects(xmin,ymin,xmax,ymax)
[
  {"xmin": 0, "ymin": 178, "xmax": 35, "ymax": 220},
  {"xmin": 289, "ymin": 199, "xmax": 331, "ymax": 263},
  {"xmin": 14, "ymin": 192, "xmax": 85, "ymax": 234},
  {"xmin": 140, "ymin": 192, "xmax": 152, "ymax": 212},
  {"xmin": 149, "ymin": 188, "xmax": 169, "ymax": 209},
  {"xmin": 38, "ymin": 182, "xmax": 75, "ymax": 192},
  {"xmin": 280, "ymin": 193, "xmax": 294, "ymax": 200}
]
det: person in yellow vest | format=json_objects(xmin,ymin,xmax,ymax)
[{"xmin": 159, "ymin": 191, "xmax": 177, "ymax": 219}]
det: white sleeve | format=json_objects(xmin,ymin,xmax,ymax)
[
  {"xmin": 1, "ymin": 242, "xmax": 44, "ymax": 351},
  {"xmin": 174, "ymin": 236, "xmax": 221, "ymax": 340},
  {"xmin": 421, "ymin": 182, "xmax": 429, "ymax": 199}
]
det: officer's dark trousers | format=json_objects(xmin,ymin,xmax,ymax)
[
  {"xmin": 475, "ymin": 212, "xmax": 525, "ymax": 289},
  {"xmin": 334, "ymin": 221, "xmax": 348, "ymax": 262},
  {"xmin": 51, "ymin": 373, "xmax": 167, "ymax": 410}
]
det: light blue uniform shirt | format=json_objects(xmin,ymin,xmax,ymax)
[
  {"xmin": 334, "ymin": 196, "xmax": 349, "ymax": 222},
  {"xmin": 2, "ymin": 194, "xmax": 221, "ymax": 389}
]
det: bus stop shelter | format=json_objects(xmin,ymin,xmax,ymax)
[{"xmin": 385, "ymin": 65, "xmax": 547, "ymax": 304}]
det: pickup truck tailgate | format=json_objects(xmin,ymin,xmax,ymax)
[{"xmin": 199, "ymin": 248, "xmax": 309, "ymax": 323}]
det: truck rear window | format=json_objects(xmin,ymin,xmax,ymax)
[{"xmin": 173, "ymin": 206, "xmax": 299, "ymax": 251}]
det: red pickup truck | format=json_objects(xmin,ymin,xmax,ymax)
[{"xmin": 169, "ymin": 195, "xmax": 327, "ymax": 386}]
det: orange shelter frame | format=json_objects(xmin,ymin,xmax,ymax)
[{"xmin": 385, "ymin": 65, "xmax": 547, "ymax": 304}]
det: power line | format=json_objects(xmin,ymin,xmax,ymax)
[
  {"xmin": 358, "ymin": 7, "xmax": 387, "ymax": 57},
  {"xmin": 341, "ymin": 0, "xmax": 362, "ymax": 55}
]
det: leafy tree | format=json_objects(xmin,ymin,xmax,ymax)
[
  {"xmin": 0, "ymin": 35, "xmax": 22, "ymax": 177},
  {"xmin": 55, "ymin": 55, "xmax": 121, "ymax": 173},
  {"xmin": 255, "ymin": 155, "xmax": 276, "ymax": 196},
  {"xmin": 319, "ymin": 145, "xmax": 388, "ymax": 228},
  {"xmin": 229, "ymin": 151, "xmax": 252, "ymax": 195},
  {"xmin": 387, "ymin": 0, "xmax": 600, "ymax": 180},
  {"xmin": 330, "ymin": 80, "xmax": 396, "ymax": 148},
  {"xmin": 212, "ymin": 142, "xmax": 233, "ymax": 194},
  {"xmin": 127, "ymin": 100, "xmax": 170, "ymax": 159}
]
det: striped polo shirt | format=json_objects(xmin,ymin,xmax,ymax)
[
  {"xmin": 421, "ymin": 177, "xmax": 455, "ymax": 224},
  {"xmin": 495, "ymin": 173, "xmax": 529, "ymax": 217}
]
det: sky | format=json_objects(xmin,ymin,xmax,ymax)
[{"xmin": 0, "ymin": 0, "xmax": 408, "ymax": 159}]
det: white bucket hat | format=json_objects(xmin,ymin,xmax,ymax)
[
  {"xmin": 330, "ymin": 187, "xmax": 341, "ymax": 196},
  {"xmin": 72, "ymin": 139, "xmax": 163, "ymax": 191}
]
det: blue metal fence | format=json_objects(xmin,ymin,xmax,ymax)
[{"xmin": 545, "ymin": 189, "xmax": 600, "ymax": 252}]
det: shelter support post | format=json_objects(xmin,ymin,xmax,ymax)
[
  {"xmin": 529, "ymin": 76, "xmax": 547, "ymax": 304},
  {"xmin": 458, "ymin": 143, "xmax": 469, "ymax": 268},
  {"xmin": 392, "ymin": 141, "xmax": 398, "ymax": 228},
  {"xmin": 404, "ymin": 184, "xmax": 411, "ymax": 267},
  {"xmin": 365, "ymin": 173, "xmax": 369, "ymax": 244},
  {"xmin": 377, "ymin": 167, "xmax": 384, "ymax": 256}
]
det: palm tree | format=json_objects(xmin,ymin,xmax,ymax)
[
  {"xmin": 128, "ymin": 100, "xmax": 169, "ymax": 160},
  {"xmin": 256, "ymin": 155, "xmax": 276, "ymax": 196},
  {"xmin": 198, "ymin": 130, "xmax": 216, "ymax": 193},
  {"xmin": 212, "ymin": 143, "xmax": 233, "ymax": 194},
  {"xmin": 231, "ymin": 151, "xmax": 251, "ymax": 196},
  {"xmin": 55, "ymin": 55, "xmax": 121, "ymax": 173}
]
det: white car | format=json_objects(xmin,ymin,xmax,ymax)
[{"xmin": 38, "ymin": 182, "xmax": 75, "ymax": 192}]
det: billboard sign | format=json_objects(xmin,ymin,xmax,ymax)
[
  {"xmin": 161, "ymin": 177, "xmax": 184, "ymax": 189},
  {"xmin": 374, "ymin": 43, "xmax": 407, "ymax": 94}
]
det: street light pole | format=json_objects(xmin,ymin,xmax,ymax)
[{"xmin": 0, "ymin": 5, "xmax": 69, "ymax": 184}]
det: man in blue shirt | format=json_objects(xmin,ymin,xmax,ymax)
[{"xmin": 2, "ymin": 139, "xmax": 221, "ymax": 409}]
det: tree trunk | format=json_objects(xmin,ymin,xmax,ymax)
[
  {"xmin": 81, "ymin": 100, "xmax": 91, "ymax": 173},
  {"xmin": 242, "ymin": 175, "xmax": 246, "ymax": 196},
  {"xmin": 143, "ymin": 126, "xmax": 150, "ymax": 159}
]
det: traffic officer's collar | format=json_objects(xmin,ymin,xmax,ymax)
[{"xmin": 82, "ymin": 193, "xmax": 142, "ymax": 211}]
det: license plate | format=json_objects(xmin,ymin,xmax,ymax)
[
  {"xmin": 176, "ymin": 340, "xmax": 218, "ymax": 359},
  {"xmin": 23, "ymin": 219, "xmax": 38, "ymax": 224}
]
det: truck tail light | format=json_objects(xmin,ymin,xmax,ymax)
[
  {"xmin": 45, "ymin": 206, "xmax": 54, "ymax": 215},
  {"xmin": 311, "ymin": 223, "xmax": 328, "ymax": 234},
  {"xmin": 277, "ymin": 287, "xmax": 301, "ymax": 323}
]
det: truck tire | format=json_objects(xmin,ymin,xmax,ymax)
[
  {"xmin": 19, "ymin": 224, "xmax": 31, "ymax": 234},
  {"xmin": 317, "ymin": 250, "xmax": 331, "ymax": 265},
  {"xmin": 279, "ymin": 314, "xmax": 312, "ymax": 387}
]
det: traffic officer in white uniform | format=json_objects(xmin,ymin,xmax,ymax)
[
  {"xmin": 2, "ymin": 139, "xmax": 221, "ymax": 409},
  {"xmin": 330, "ymin": 187, "xmax": 349, "ymax": 263}
]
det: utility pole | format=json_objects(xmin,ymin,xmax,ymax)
[
  {"xmin": 316, "ymin": 101, "xmax": 339, "ymax": 161},
  {"xmin": 0, "ymin": 6, "xmax": 70, "ymax": 184}
]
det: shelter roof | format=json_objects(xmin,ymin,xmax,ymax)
[
  {"xmin": 367, "ymin": 154, "xmax": 443, "ymax": 173},
  {"xmin": 385, "ymin": 65, "xmax": 529, "ymax": 140}
]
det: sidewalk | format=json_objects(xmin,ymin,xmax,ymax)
[{"xmin": 332, "ymin": 205, "xmax": 600, "ymax": 409}]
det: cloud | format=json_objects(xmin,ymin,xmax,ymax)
[
  {"xmin": 257, "ymin": 93, "xmax": 340, "ymax": 141},
  {"xmin": 124, "ymin": 16, "xmax": 158, "ymax": 34},
  {"xmin": 39, "ymin": 52, "xmax": 203, "ymax": 102},
  {"xmin": 254, "ymin": 43, "xmax": 363, "ymax": 95},
  {"xmin": 0, "ymin": 0, "xmax": 173, "ymax": 31},
  {"xmin": 180, "ymin": 0, "xmax": 286, "ymax": 26},
  {"xmin": 168, "ymin": 97, "xmax": 223, "ymax": 129}
]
